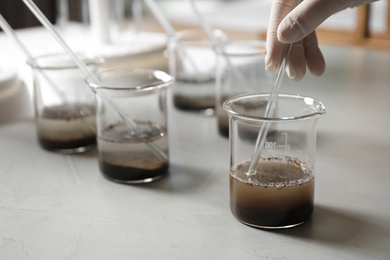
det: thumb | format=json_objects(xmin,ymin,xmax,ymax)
[{"xmin": 277, "ymin": 0, "xmax": 346, "ymax": 43}]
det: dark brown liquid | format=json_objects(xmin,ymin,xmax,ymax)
[
  {"xmin": 100, "ymin": 160, "xmax": 168, "ymax": 182},
  {"xmin": 173, "ymin": 95, "xmax": 215, "ymax": 111},
  {"xmin": 218, "ymin": 120, "xmax": 276, "ymax": 139},
  {"xmin": 218, "ymin": 124, "xmax": 229, "ymax": 137},
  {"xmin": 216, "ymin": 95, "xmax": 230, "ymax": 137},
  {"xmin": 36, "ymin": 104, "xmax": 96, "ymax": 152},
  {"xmin": 230, "ymin": 158, "xmax": 314, "ymax": 228},
  {"xmin": 98, "ymin": 122, "xmax": 169, "ymax": 183},
  {"xmin": 38, "ymin": 136, "xmax": 96, "ymax": 151}
]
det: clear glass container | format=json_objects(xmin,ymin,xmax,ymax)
[
  {"xmin": 168, "ymin": 29, "xmax": 216, "ymax": 114},
  {"xmin": 28, "ymin": 52, "xmax": 103, "ymax": 153},
  {"xmin": 0, "ymin": 67, "xmax": 32, "ymax": 124},
  {"xmin": 224, "ymin": 93, "xmax": 326, "ymax": 229},
  {"xmin": 216, "ymin": 40, "xmax": 273, "ymax": 137},
  {"xmin": 86, "ymin": 68, "xmax": 173, "ymax": 184}
]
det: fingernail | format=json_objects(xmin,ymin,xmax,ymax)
[
  {"xmin": 265, "ymin": 62, "xmax": 277, "ymax": 73},
  {"xmin": 286, "ymin": 66, "xmax": 295, "ymax": 79},
  {"xmin": 265, "ymin": 54, "xmax": 278, "ymax": 73},
  {"xmin": 287, "ymin": 66, "xmax": 305, "ymax": 81}
]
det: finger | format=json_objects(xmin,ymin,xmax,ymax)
[
  {"xmin": 265, "ymin": 29, "xmax": 284, "ymax": 73},
  {"xmin": 303, "ymin": 31, "xmax": 325, "ymax": 76},
  {"xmin": 285, "ymin": 40, "xmax": 306, "ymax": 81},
  {"xmin": 265, "ymin": 0, "xmax": 301, "ymax": 73},
  {"xmin": 277, "ymin": 0, "xmax": 347, "ymax": 43}
]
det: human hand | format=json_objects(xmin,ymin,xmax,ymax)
[{"xmin": 265, "ymin": 0, "xmax": 378, "ymax": 81}]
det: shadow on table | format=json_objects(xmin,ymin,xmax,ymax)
[
  {"xmin": 270, "ymin": 204, "xmax": 390, "ymax": 256},
  {"xmin": 136, "ymin": 163, "xmax": 214, "ymax": 194}
]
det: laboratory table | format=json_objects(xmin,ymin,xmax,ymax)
[{"xmin": 0, "ymin": 27, "xmax": 390, "ymax": 259}]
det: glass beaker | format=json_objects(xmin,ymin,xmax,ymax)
[
  {"xmin": 216, "ymin": 40, "xmax": 273, "ymax": 137},
  {"xmin": 28, "ymin": 52, "xmax": 103, "ymax": 153},
  {"xmin": 223, "ymin": 93, "xmax": 326, "ymax": 229},
  {"xmin": 86, "ymin": 68, "xmax": 173, "ymax": 184},
  {"xmin": 168, "ymin": 29, "xmax": 216, "ymax": 113}
]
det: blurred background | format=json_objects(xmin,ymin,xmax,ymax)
[{"xmin": 0, "ymin": 0, "xmax": 389, "ymax": 49}]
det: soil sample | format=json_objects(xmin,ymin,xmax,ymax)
[
  {"xmin": 36, "ymin": 104, "xmax": 96, "ymax": 153},
  {"xmin": 98, "ymin": 121, "xmax": 169, "ymax": 183},
  {"xmin": 230, "ymin": 156, "xmax": 314, "ymax": 228}
]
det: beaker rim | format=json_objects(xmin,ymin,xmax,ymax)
[
  {"xmin": 26, "ymin": 52, "xmax": 104, "ymax": 70},
  {"xmin": 85, "ymin": 68, "xmax": 174, "ymax": 92},
  {"xmin": 171, "ymin": 28, "xmax": 223, "ymax": 44},
  {"xmin": 214, "ymin": 40, "xmax": 267, "ymax": 57},
  {"xmin": 223, "ymin": 93, "xmax": 326, "ymax": 122}
]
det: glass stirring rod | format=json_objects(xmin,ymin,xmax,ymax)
[
  {"xmin": 246, "ymin": 43, "xmax": 293, "ymax": 175},
  {"xmin": 247, "ymin": 0, "xmax": 303, "ymax": 175},
  {"xmin": 22, "ymin": 0, "xmax": 168, "ymax": 161}
]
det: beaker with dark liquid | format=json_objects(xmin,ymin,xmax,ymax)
[
  {"xmin": 86, "ymin": 69, "xmax": 173, "ymax": 184},
  {"xmin": 216, "ymin": 40, "xmax": 272, "ymax": 137},
  {"xmin": 28, "ymin": 53, "xmax": 103, "ymax": 153},
  {"xmin": 224, "ymin": 94, "xmax": 325, "ymax": 229},
  {"xmin": 168, "ymin": 29, "xmax": 216, "ymax": 113}
]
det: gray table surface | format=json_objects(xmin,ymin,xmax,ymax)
[{"xmin": 0, "ymin": 25, "xmax": 389, "ymax": 259}]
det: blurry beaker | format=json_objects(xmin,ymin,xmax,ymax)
[
  {"xmin": 0, "ymin": 67, "xmax": 32, "ymax": 124},
  {"xmin": 168, "ymin": 29, "xmax": 216, "ymax": 114},
  {"xmin": 28, "ymin": 52, "xmax": 102, "ymax": 153},
  {"xmin": 216, "ymin": 40, "xmax": 272, "ymax": 137}
]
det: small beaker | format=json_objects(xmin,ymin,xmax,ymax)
[
  {"xmin": 216, "ymin": 40, "xmax": 273, "ymax": 137},
  {"xmin": 86, "ymin": 69, "xmax": 173, "ymax": 184},
  {"xmin": 0, "ymin": 67, "xmax": 32, "ymax": 124},
  {"xmin": 223, "ymin": 93, "xmax": 326, "ymax": 229},
  {"xmin": 28, "ymin": 53, "xmax": 103, "ymax": 153},
  {"xmin": 168, "ymin": 29, "xmax": 216, "ymax": 113}
]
